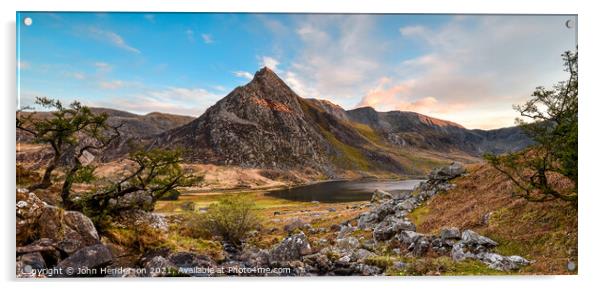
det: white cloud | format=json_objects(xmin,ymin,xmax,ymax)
[
  {"xmin": 279, "ymin": 15, "xmax": 387, "ymax": 108},
  {"xmin": 94, "ymin": 62, "xmax": 112, "ymax": 73},
  {"xmin": 201, "ymin": 33, "xmax": 214, "ymax": 44},
  {"xmin": 399, "ymin": 25, "xmax": 427, "ymax": 37},
  {"xmin": 355, "ymin": 16, "xmax": 576, "ymax": 128},
  {"xmin": 88, "ymin": 27, "xmax": 140, "ymax": 54},
  {"xmin": 233, "ymin": 70, "xmax": 253, "ymax": 80},
  {"xmin": 98, "ymin": 80, "xmax": 125, "ymax": 90},
  {"xmin": 260, "ymin": 56, "xmax": 279, "ymax": 71},
  {"xmin": 98, "ymin": 80, "xmax": 142, "ymax": 90},
  {"xmin": 93, "ymin": 86, "xmax": 222, "ymax": 116}
]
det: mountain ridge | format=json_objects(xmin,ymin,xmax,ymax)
[{"xmin": 150, "ymin": 67, "xmax": 531, "ymax": 177}]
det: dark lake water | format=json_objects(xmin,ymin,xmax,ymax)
[{"xmin": 266, "ymin": 179, "xmax": 424, "ymax": 203}]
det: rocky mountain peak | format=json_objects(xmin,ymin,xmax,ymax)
[{"xmin": 244, "ymin": 67, "xmax": 296, "ymax": 101}]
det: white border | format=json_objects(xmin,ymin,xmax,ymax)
[{"xmin": 2, "ymin": 1, "xmax": 601, "ymax": 290}]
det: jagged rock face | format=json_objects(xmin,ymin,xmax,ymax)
[{"xmin": 153, "ymin": 68, "xmax": 333, "ymax": 172}]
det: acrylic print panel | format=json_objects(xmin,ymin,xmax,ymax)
[{"xmin": 16, "ymin": 12, "xmax": 578, "ymax": 278}]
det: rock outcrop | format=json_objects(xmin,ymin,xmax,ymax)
[{"xmin": 335, "ymin": 163, "xmax": 529, "ymax": 273}]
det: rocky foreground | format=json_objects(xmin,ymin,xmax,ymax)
[{"xmin": 16, "ymin": 162, "xmax": 529, "ymax": 277}]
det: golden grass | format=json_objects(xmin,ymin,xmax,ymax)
[{"xmin": 409, "ymin": 163, "xmax": 577, "ymax": 274}]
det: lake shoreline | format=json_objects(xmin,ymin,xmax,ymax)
[{"xmin": 180, "ymin": 175, "xmax": 428, "ymax": 197}]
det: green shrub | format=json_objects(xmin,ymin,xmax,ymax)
[{"xmin": 191, "ymin": 196, "xmax": 260, "ymax": 246}]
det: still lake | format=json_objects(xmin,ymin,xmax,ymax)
[{"xmin": 266, "ymin": 179, "xmax": 424, "ymax": 203}]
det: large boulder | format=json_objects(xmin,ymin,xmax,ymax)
[
  {"xmin": 476, "ymin": 252, "xmax": 530, "ymax": 271},
  {"xmin": 373, "ymin": 217, "xmax": 416, "ymax": 241},
  {"xmin": 143, "ymin": 256, "xmax": 179, "ymax": 277},
  {"xmin": 461, "ymin": 230, "xmax": 498, "ymax": 248},
  {"xmin": 16, "ymin": 189, "xmax": 100, "ymax": 253},
  {"xmin": 302, "ymin": 253, "xmax": 333, "ymax": 274},
  {"xmin": 16, "ymin": 190, "xmax": 47, "ymax": 245},
  {"xmin": 371, "ymin": 189, "xmax": 393, "ymax": 203},
  {"xmin": 269, "ymin": 232, "xmax": 312, "ymax": 263},
  {"xmin": 451, "ymin": 242, "xmax": 475, "ymax": 261},
  {"xmin": 38, "ymin": 207, "xmax": 100, "ymax": 254},
  {"xmin": 440, "ymin": 227, "xmax": 462, "ymax": 240},
  {"xmin": 238, "ymin": 247, "xmax": 271, "ymax": 268},
  {"xmin": 428, "ymin": 162, "xmax": 465, "ymax": 180},
  {"xmin": 336, "ymin": 237, "xmax": 361, "ymax": 251},
  {"xmin": 283, "ymin": 218, "xmax": 309, "ymax": 233},
  {"xmin": 357, "ymin": 212, "xmax": 379, "ymax": 229},
  {"xmin": 396, "ymin": 230, "xmax": 424, "ymax": 246},
  {"xmin": 168, "ymin": 252, "xmax": 217, "ymax": 277},
  {"xmin": 56, "ymin": 244, "xmax": 113, "ymax": 277}
]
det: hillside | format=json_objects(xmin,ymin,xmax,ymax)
[
  {"xmin": 408, "ymin": 163, "xmax": 577, "ymax": 274},
  {"xmin": 346, "ymin": 107, "xmax": 531, "ymax": 155},
  {"xmin": 16, "ymin": 108, "xmax": 194, "ymax": 142}
]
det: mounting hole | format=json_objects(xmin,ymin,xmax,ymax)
[{"xmin": 24, "ymin": 17, "xmax": 32, "ymax": 26}]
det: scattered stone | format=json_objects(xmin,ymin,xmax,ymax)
[
  {"xmin": 373, "ymin": 217, "xmax": 416, "ymax": 241},
  {"xmin": 358, "ymin": 212, "xmax": 379, "ymax": 229},
  {"xmin": 56, "ymin": 244, "xmax": 113, "ymax": 277},
  {"xmin": 461, "ymin": 230, "xmax": 498, "ymax": 248},
  {"xmin": 440, "ymin": 227, "xmax": 462, "ymax": 240},
  {"xmin": 18, "ymin": 252, "xmax": 46, "ymax": 271},
  {"xmin": 371, "ymin": 189, "xmax": 393, "ymax": 203},
  {"xmin": 353, "ymin": 249, "xmax": 376, "ymax": 263},
  {"xmin": 392, "ymin": 261, "xmax": 406, "ymax": 270},
  {"xmin": 144, "ymin": 256, "xmax": 179, "ymax": 277},
  {"xmin": 336, "ymin": 237, "xmax": 360, "ymax": 251},
  {"xmin": 477, "ymin": 252, "xmax": 530, "ymax": 271},
  {"xmin": 428, "ymin": 162, "xmax": 465, "ymax": 180},
  {"xmin": 353, "ymin": 263, "xmax": 382, "ymax": 276},
  {"xmin": 168, "ymin": 252, "xmax": 217, "ymax": 277},
  {"xmin": 302, "ymin": 253, "xmax": 332, "ymax": 274},
  {"xmin": 113, "ymin": 210, "xmax": 169, "ymax": 232},
  {"xmin": 411, "ymin": 237, "xmax": 431, "ymax": 256},
  {"xmin": 396, "ymin": 230, "xmax": 424, "ymax": 246},
  {"xmin": 269, "ymin": 232, "xmax": 312, "ymax": 263},
  {"xmin": 482, "ymin": 212, "xmax": 493, "ymax": 225},
  {"xmin": 283, "ymin": 218, "xmax": 306, "ymax": 233}
]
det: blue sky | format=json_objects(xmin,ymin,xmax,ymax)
[{"xmin": 17, "ymin": 13, "xmax": 576, "ymax": 129}]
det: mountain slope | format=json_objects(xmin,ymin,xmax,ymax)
[
  {"xmin": 152, "ymin": 67, "xmax": 528, "ymax": 178},
  {"xmin": 408, "ymin": 163, "xmax": 576, "ymax": 274},
  {"xmin": 16, "ymin": 108, "xmax": 194, "ymax": 143},
  {"xmin": 346, "ymin": 107, "xmax": 531, "ymax": 155}
]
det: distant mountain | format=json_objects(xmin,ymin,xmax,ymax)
[
  {"xmin": 16, "ymin": 108, "xmax": 194, "ymax": 143},
  {"xmin": 345, "ymin": 107, "xmax": 531, "ymax": 155},
  {"xmin": 151, "ymin": 67, "xmax": 532, "ymax": 177}
]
